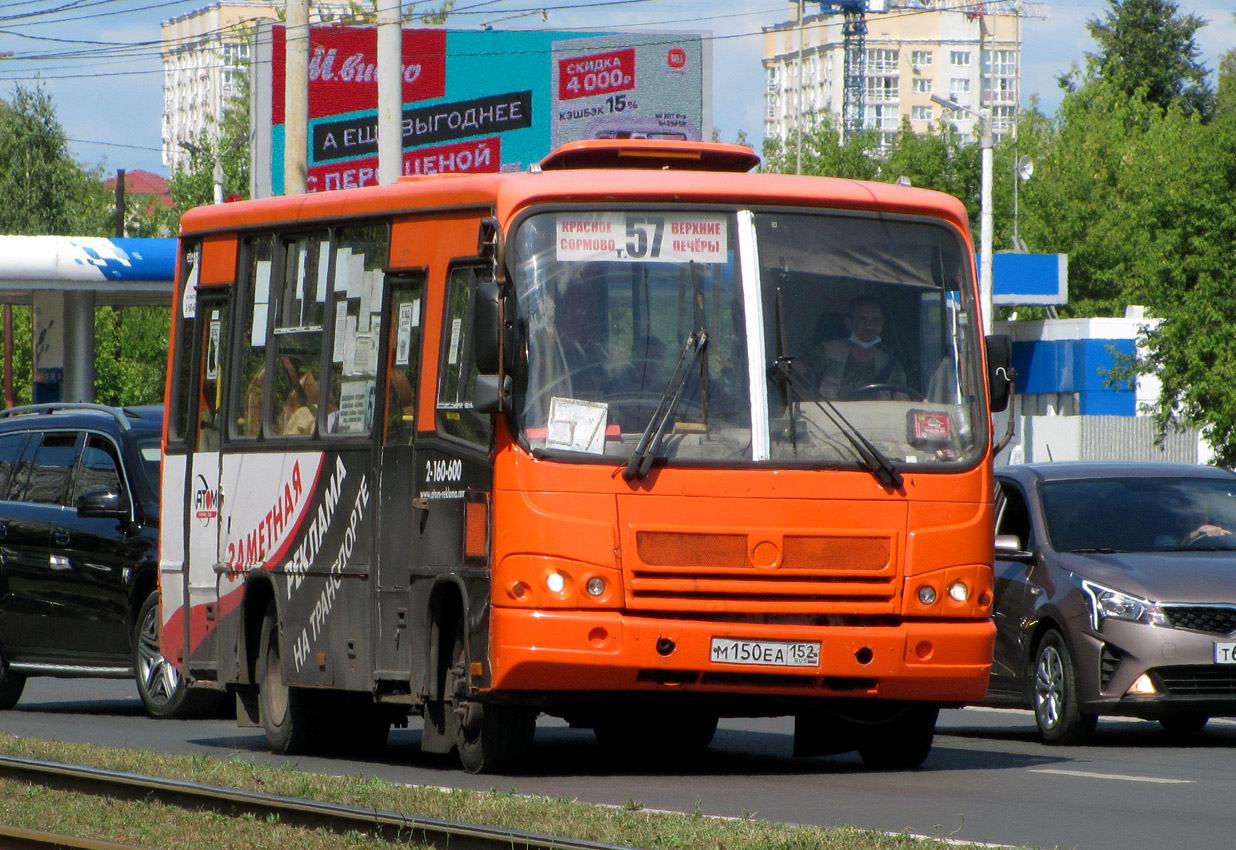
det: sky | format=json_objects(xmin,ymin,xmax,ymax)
[{"xmin": 0, "ymin": 0, "xmax": 1232, "ymax": 178}]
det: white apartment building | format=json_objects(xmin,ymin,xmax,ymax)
[
  {"xmin": 763, "ymin": 0, "xmax": 1025, "ymax": 152},
  {"xmin": 161, "ymin": 1, "xmax": 358, "ymax": 172}
]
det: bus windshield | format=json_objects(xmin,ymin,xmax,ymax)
[{"xmin": 510, "ymin": 208, "xmax": 984, "ymax": 470}]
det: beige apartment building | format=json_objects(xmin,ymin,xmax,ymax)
[{"xmin": 763, "ymin": 0, "xmax": 1025, "ymax": 151}]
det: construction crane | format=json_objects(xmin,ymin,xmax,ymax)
[{"xmin": 813, "ymin": 0, "xmax": 869, "ymax": 140}]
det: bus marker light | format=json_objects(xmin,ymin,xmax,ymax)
[
  {"xmin": 915, "ymin": 641, "xmax": 933, "ymax": 660},
  {"xmin": 509, "ymin": 581, "xmax": 528, "ymax": 599},
  {"xmin": 918, "ymin": 585, "xmax": 937, "ymax": 605}
]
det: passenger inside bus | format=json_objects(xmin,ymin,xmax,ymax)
[{"xmin": 277, "ymin": 355, "xmax": 319, "ymax": 436}]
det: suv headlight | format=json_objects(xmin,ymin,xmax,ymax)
[{"xmin": 1081, "ymin": 580, "xmax": 1167, "ymax": 630}]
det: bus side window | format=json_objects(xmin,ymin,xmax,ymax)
[
  {"xmin": 233, "ymin": 237, "xmax": 275, "ymax": 439},
  {"xmin": 436, "ymin": 265, "xmax": 491, "ymax": 447},
  {"xmin": 167, "ymin": 242, "xmax": 200, "ymax": 448},
  {"xmin": 269, "ymin": 233, "xmax": 328, "ymax": 439},
  {"xmin": 385, "ymin": 275, "xmax": 424, "ymax": 445},
  {"xmin": 198, "ymin": 305, "xmax": 226, "ymax": 451},
  {"xmin": 325, "ymin": 224, "xmax": 389, "ymax": 437}
]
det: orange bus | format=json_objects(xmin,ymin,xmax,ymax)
[{"xmin": 159, "ymin": 139, "xmax": 1010, "ymax": 773}]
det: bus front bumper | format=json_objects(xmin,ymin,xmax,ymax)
[{"xmin": 489, "ymin": 608, "xmax": 994, "ymax": 703}]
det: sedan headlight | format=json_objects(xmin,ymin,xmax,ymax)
[{"xmin": 1081, "ymin": 580, "xmax": 1167, "ymax": 630}]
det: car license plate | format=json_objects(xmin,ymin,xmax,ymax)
[
  {"xmin": 710, "ymin": 637, "xmax": 820, "ymax": 668},
  {"xmin": 1214, "ymin": 642, "xmax": 1236, "ymax": 664}
]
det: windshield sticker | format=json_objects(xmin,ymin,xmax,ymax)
[
  {"xmin": 556, "ymin": 213, "xmax": 727, "ymax": 264},
  {"xmin": 546, "ymin": 397, "xmax": 609, "ymax": 454}
]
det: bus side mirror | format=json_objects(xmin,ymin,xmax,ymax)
[
  {"xmin": 985, "ymin": 334, "xmax": 1013, "ymax": 413},
  {"xmin": 474, "ymin": 374, "xmax": 511, "ymax": 414},
  {"xmin": 474, "ymin": 282, "xmax": 503, "ymax": 375}
]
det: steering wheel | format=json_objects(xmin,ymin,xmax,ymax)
[
  {"xmin": 1183, "ymin": 529, "xmax": 1236, "ymax": 549},
  {"xmin": 844, "ymin": 382, "xmax": 924, "ymax": 401}
]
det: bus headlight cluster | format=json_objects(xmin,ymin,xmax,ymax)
[{"xmin": 917, "ymin": 580, "xmax": 971, "ymax": 606}]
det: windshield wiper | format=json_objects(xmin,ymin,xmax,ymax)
[
  {"xmin": 623, "ymin": 329, "xmax": 707, "ymax": 481},
  {"xmin": 1067, "ymin": 547, "xmax": 1125, "ymax": 554},
  {"xmin": 774, "ymin": 361, "xmax": 904, "ymax": 490},
  {"xmin": 769, "ymin": 289, "xmax": 902, "ymax": 490}
]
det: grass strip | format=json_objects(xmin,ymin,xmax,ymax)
[{"xmin": 0, "ymin": 735, "xmax": 1013, "ymax": 850}]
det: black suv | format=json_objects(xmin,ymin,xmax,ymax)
[{"xmin": 0, "ymin": 404, "xmax": 207, "ymax": 717}]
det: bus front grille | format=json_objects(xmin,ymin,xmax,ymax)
[{"xmin": 629, "ymin": 531, "xmax": 898, "ymax": 613}]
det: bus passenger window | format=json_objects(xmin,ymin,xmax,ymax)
[
  {"xmin": 168, "ymin": 242, "xmax": 200, "ymax": 447},
  {"xmin": 233, "ymin": 237, "xmax": 274, "ymax": 438},
  {"xmin": 385, "ymin": 277, "xmax": 424, "ymax": 445},
  {"xmin": 325, "ymin": 224, "xmax": 388, "ymax": 437},
  {"xmin": 270, "ymin": 233, "xmax": 328, "ymax": 438},
  {"xmin": 198, "ymin": 305, "xmax": 226, "ymax": 451},
  {"xmin": 437, "ymin": 266, "xmax": 491, "ymax": 446}
]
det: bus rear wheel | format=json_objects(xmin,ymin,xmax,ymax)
[
  {"xmin": 258, "ymin": 604, "xmax": 321, "ymax": 754},
  {"xmin": 856, "ymin": 704, "xmax": 938, "ymax": 770}
]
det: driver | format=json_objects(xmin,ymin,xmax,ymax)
[{"xmin": 814, "ymin": 295, "xmax": 908, "ymax": 399}]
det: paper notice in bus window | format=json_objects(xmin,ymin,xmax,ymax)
[
  {"xmin": 181, "ymin": 260, "xmax": 199, "ymax": 319},
  {"xmin": 556, "ymin": 213, "xmax": 727, "ymax": 264},
  {"xmin": 395, "ymin": 300, "xmax": 418, "ymax": 366},
  {"xmin": 350, "ymin": 333, "xmax": 376, "ymax": 376},
  {"xmin": 448, "ymin": 318, "xmax": 462, "ymax": 366},
  {"xmin": 333, "ymin": 302, "xmax": 349, "ymax": 363},
  {"xmin": 546, "ymin": 397, "xmax": 608, "ymax": 454},
  {"xmin": 336, "ymin": 379, "xmax": 373, "ymax": 434}
]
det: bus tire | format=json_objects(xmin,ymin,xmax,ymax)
[
  {"xmin": 258, "ymin": 605, "xmax": 319, "ymax": 754},
  {"xmin": 856, "ymin": 704, "xmax": 938, "ymax": 770},
  {"xmin": 0, "ymin": 642, "xmax": 24, "ymax": 710},
  {"xmin": 449, "ymin": 624, "xmax": 535, "ymax": 774}
]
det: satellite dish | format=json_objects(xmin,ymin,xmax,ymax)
[{"xmin": 1017, "ymin": 155, "xmax": 1034, "ymax": 181}]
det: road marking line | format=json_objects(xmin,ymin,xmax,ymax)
[{"xmin": 1030, "ymin": 768, "xmax": 1193, "ymax": 785}]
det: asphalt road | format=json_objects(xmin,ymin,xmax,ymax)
[{"xmin": 2, "ymin": 677, "xmax": 1231, "ymax": 850}]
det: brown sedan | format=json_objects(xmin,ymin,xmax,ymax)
[{"xmin": 990, "ymin": 461, "xmax": 1236, "ymax": 743}]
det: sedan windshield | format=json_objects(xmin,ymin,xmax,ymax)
[
  {"xmin": 509, "ymin": 208, "xmax": 985, "ymax": 470},
  {"xmin": 1042, "ymin": 476, "xmax": 1236, "ymax": 553}
]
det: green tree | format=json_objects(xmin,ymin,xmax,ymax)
[
  {"xmin": 0, "ymin": 84, "xmax": 111, "ymax": 236},
  {"xmin": 1084, "ymin": 0, "xmax": 1214, "ymax": 117}
]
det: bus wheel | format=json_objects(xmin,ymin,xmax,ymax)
[
  {"xmin": 856, "ymin": 704, "xmax": 938, "ymax": 770},
  {"xmin": 594, "ymin": 712, "xmax": 718, "ymax": 763},
  {"xmin": 258, "ymin": 605, "xmax": 319, "ymax": 754},
  {"xmin": 0, "ymin": 642, "xmax": 25, "ymax": 710},
  {"xmin": 449, "ymin": 626, "xmax": 535, "ymax": 774}
]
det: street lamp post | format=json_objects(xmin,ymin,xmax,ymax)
[{"xmin": 931, "ymin": 93, "xmax": 993, "ymax": 335}]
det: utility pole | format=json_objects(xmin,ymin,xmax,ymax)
[
  {"xmin": 284, "ymin": 0, "xmax": 309, "ymax": 195},
  {"xmin": 377, "ymin": 0, "xmax": 402, "ymax": 185}
]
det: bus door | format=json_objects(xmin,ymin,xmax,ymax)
[
  {"xmin": 374, "ymin": 273, "xmax": 425, "ymax": 679},
  {"xmin": 187, "ymin": 294, "xmax": 228, "ymax": 669}
]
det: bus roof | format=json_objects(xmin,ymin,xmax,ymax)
[{"xmin": 179, "ymin": 140, "xmax": 972, "ymax": 239}]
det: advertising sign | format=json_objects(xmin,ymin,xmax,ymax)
[{"xmin": 253, "ymin": 25, "xmax": 709, "ymax": 197}]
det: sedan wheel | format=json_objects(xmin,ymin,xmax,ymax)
[{"xmin": 1032, "ymin": 629, "xmax": 1096, "ymax": 744}]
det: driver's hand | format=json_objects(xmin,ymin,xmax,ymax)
[{"xmin": 1185, "ymin": 524, "xmax": 1231, "ymax": 543}]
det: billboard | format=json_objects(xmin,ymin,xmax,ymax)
[{"xmin": 252, "ymin": 25, "xmax": 710, "ymax": 197}]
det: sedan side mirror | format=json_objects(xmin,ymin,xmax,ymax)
[
  {"xmin": 77, "ymin": 489, "xmax": 130, "ymax": 520},
  {"xmin": 995, "ymin": 533, "xmax": 1034, "ymax": 561}
]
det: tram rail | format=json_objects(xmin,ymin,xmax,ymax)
[{"xmin": 0, "ymin": 755, "xmax": 639, "ymax": 850}]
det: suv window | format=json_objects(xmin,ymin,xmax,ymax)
[
  {"xmin": 0, "ymin": 433, "xmax": 28, "ymax": 499},
  {"xmin": 72, "ymin": 435, "xmax": 123, "ymax": 504},
  {"xmin": 22, "ymin": 432, "xmax": 81, "ymax": 505}
]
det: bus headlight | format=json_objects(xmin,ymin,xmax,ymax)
[
  {"xmin": 586, "ymin": 577, "xmax": 606, "ymax": 597},
  {"xmin": 917, "ymin": 585, "xmax": 937, "ymax": 605},
  {"xmin": 546, "ymin": 572, "xmax": 566, "ymax": 594},
  {"xmin": 947, "ymin": 581, "xmax": 969, "ymax": 602}
]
